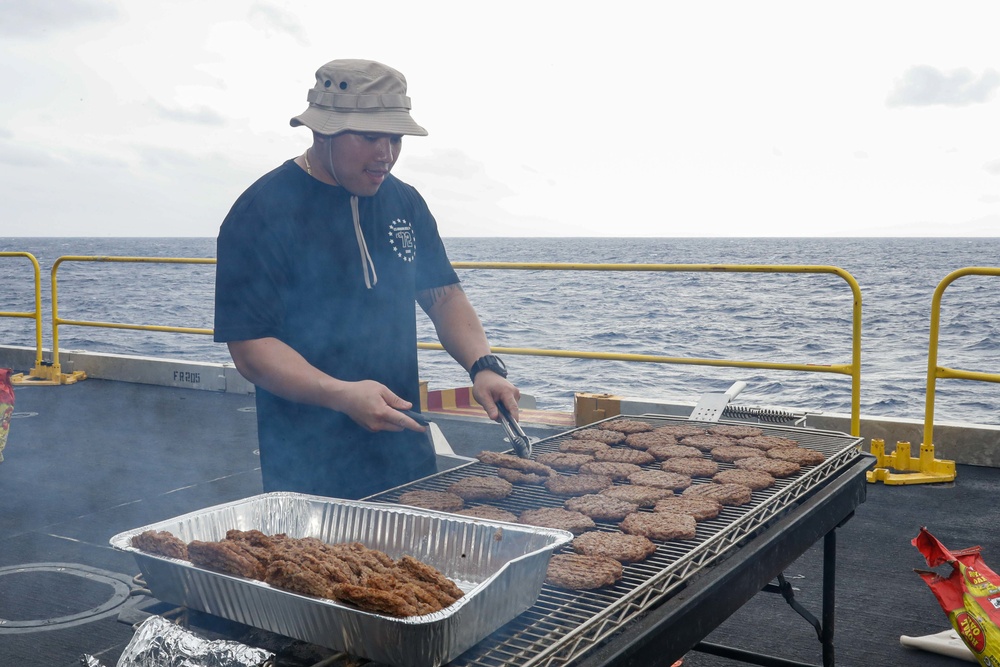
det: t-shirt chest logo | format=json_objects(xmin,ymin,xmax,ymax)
[{"xmin": 387, "ymin": 218, "xmax": 417, "ymax": 262}]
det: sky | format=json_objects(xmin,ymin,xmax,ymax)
[{"xmin": 1, "ymin": 1, "xmax": 999, "ymax": 238}]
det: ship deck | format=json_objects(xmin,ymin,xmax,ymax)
[{"xmin": 1, "ymin": 378, "xmax": 995, "ymax": 667}]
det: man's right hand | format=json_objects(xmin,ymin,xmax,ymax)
[{"xmin": 332, "ymin": 380, "xmax": 427, "ymax": 433}]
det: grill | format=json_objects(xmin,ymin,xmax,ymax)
[{"xmin": 367, "ymin": 415, "xmax": 870, "ymax": 667}]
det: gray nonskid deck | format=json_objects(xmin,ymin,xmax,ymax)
[{"xmin": 0, "ymin": 379, "xmax": 993, "ymax": 666}]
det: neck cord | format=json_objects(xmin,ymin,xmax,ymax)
[{"xmin": 303, "ymin": 147, "xmax": 377, "ymax": 289}]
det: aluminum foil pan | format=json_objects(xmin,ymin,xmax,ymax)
[{"xmin": 110, "ymin": 492, "xmax": 573, "ymax": 667}]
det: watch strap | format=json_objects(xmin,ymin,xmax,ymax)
[{"xmin": 469, "ymin": 354, "xmax": 507, "ymax": 382}]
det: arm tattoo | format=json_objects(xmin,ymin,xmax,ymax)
[{"xmin": 420, "ymin": 283, "xmax": 464, "ymax": 308}]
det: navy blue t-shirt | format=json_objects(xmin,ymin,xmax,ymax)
[{"xmin": 214, "ymin": 160, "xmax": 459, "ymax": 498}]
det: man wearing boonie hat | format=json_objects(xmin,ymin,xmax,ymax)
[{"xmin": 214, "ymin": 59, "xmax": 520, "ymax": 499}]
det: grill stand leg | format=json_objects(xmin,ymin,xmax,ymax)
[{"xmin": 693, "ymin": 526, "xmax": 841, "ymax": 667}]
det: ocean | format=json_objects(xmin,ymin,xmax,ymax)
[{"xmin": 1, "ymin": 237, "xmax": 999, "ymax": 426}]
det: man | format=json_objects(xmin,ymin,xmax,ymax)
[{"xmin": 214, "ymin": 59, "xmax": 519, "ymax": 499}]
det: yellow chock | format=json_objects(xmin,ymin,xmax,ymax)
[
  {"xmin": 866, "ymin": 438, "xmax": 956, "ymax": 485},
  {"xmin": 11, "ymin": 363, "xmax": 87, "ymax": 386}
]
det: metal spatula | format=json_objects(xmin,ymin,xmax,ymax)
[{"xmin": 689, "ymin": 381, "xmax": 747, "ymax": 422}]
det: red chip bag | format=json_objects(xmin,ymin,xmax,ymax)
[
  {"xmin": 913, "ymin": 526, "xmax": 1000, "ymax": 665},
  {"xmin": 0, "ymin": 368, "xmax": 13, "ymax": 462}
]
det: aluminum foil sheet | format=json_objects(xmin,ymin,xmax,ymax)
[
  {"xmin": 124, "ymin": 615, "xmax": 272, "ymax": 666},
  {"xmin": 110, "ymin": 493, "xmax": 573, "ymax": 667}
]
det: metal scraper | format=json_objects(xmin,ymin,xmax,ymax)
[{"xmin": 688, "ymin": 381, "xmax": 747, "ymax": 422}]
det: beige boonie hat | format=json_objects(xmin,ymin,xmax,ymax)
[{"xmin": 290, "ymin": 59, "xmax": 428, "ymax": 137}]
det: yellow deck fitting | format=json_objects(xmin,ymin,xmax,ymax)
[
  {"xmin": 866, "ymin": 438, "xmax": 956, "ymax": 485},
  {"xmin": 11, "ymin": 363, "xmax": 87, "ymax": 386}
]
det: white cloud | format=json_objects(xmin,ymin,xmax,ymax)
[
  {"xmin": 886, "ymin": 66, "xmax": 1000, "ymax": 107},
  {"xmin": 0, "ymin": 0, "xmax": 117, "ymax": 39}
]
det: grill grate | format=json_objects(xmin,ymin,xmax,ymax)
[{"xmin": 368, "ymin": 415, "xmax": 864, "ymax": 667}]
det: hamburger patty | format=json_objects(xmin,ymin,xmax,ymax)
[
  {"xmin": 767, "ymin": 447, "xmax": 826, "ymax": 466},
  {"xmin": 619, "ymin": 511, "xmax": 697, "ymax": 541},
  {"xmin": 660, "ymin": 457, "xmax": 720, "ymax": 477},
  {"xmin": 579, "ymin": 461, "xmax": 642, "ymax": 481},
  {"xmin": 397, "ymin": 490, "xmax": 464, "ymax": 512},
  {"xmin": 652, "ymin": 424, "xmax": 707, "ymax": 438},
  {"xmin": 680, "ymin": 434, "xmax": 738, "ymax": 451},
  {"xmin": 545, "ymin": 473, "xmax": 615, "ymax": 496},
  {"xmin": 564, "ymin": 493, "xmax": 640, "ymax": 521},
  {"xmin": 597, "ymin": 419, "xmax": 653, "ymax": 434},
  {"xmin": 570, "ymin": 429, "xmax": 627, "ymax": 445},
  {"xmin": 455, "ymin": 505, "xmax": 518, "ymax": 522},
  {"xmin": 712, "ymin": 469, "xmax": 776, "ymax": 490},
  {"xmin": 734, "ymin": 456, "xmax": 801, "ymax": 477},
  {"xmin": 559, "ymin": 439, "xmax": 612, "ymax": 455},
  {"xmin": 447, "ymin": 476, "xmax": 514, "ymax": 500},
  {"xmin": 594, "ymin": 447, "xmax": 656, "ymax": 466},
  {"xmin": 518, "ymin": 508, "xmax": 596, "ymax": 534},
  {"xmin": 710, "ymin": 445, "xmax": 766, "ymax": 463},
  {"xmin": 545, "ymin": 553, "xmax": 623, "ymax": 590},
  {"xmin": 496, "ymin": 467, "xmax": 549, "ymax": 485},
  {"xmin": 536, "ymin": 452, "xmax": 596, "ymax": 471},
  {"xmin": 653, "ymin": 496, "xmax": 723, "ymax": 521},
  {"xmin": 624, "ymin": 431, "xmax": 679, "ymax": 450},
  {"xmin": 627, "ymin": 470, "xmax": 693, "ymax": 491},
  {"xmin": 476, "ymin": 450, "xmax": 556, "ymax": 476},
  {"xmin": 740, "ymin": 434, "xmax": 799, "ymax": 450},
  {"xmin": 599, "ymin": 484, "xmax": 675, "ymax": 507},
  {"xmin": 646, "ymin": 444, "xmax": 703, "ymax": 460},
  {"xmin": 572, "ymin": 531, "xmax": 657, "ymax": 563},
  {"xmin": 707, "ymin": 425, "xmax": 764, "ymax": 439},
  {"xmin": 682, "ymin": 482, "xmax": 753, "ymax": 506}
]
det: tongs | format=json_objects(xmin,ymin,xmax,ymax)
[{"xmin": 497, "ymin": 403, "xmax": 532, "ymax": 458}]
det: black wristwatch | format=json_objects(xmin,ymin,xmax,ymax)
[{"xmin": 469, "ymin": 354, "xmax": 507, "ymax": 382}]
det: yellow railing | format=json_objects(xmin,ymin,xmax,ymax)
[
  {"xmin": 9, "ymin": 256, "xmax": 863, "ymax": 436},
  {"xmin": 867, "ymin": 266, "xmax": 1000, "ymax": 485},
  {"xmin": 33, "ymin": 256, "xmax": 216, "ymax": 383},
  {"xmin": 0, "ymin": 252, "xmax": 45, "ymax": 372},
  {"xmin": 925, "ymin": 267, "xmax": 1000, "ymax": 444},
  {"xmin": 420, "ymin": 262, "xmax": 864, "ymax": 436}
]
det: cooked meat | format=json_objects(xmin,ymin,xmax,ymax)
[
  {"xmin": 599, "ymin": 484, "xmax": 674, "ymax": 507},
  {"xmin": 187, "ymin": 539, "xmax": 266, "ymax": 579},
  {"xmin": 594, "ymin": 448, "xmax": 656, "ymax": 466},
  {"xmin": 767, "ymin": 447, "xmax": 826, "ymax": 466},
  {"xmin": 455, "ymin": 505, "xmax": 519, "ymax": 522},
  {"xmin": 624, "ymin": 431, "xmax": 678, "ymax": 450},
  {"xmin": 734, "ymin": 456, "xmax": 802, "ymax": 477},
  {"xmin": 476, "ymin": 450, "xmax": 557, "ymax": 475},
  {"xmin": 397, "ymin": 490, "xmax": 465, "ymax": 512},
  {"xmin": 707, "ymin": 425, "xmax": 764, "ymax": 439},
  {"xmin": 133, "ymin": 529, "xmax": 464, "ymax": 618},
  {"xmin": 569, "ymin": 429, "xmax": 626, "ymax": 445},
  {"xmin": 545, "ymin": 473, "xmax": 614, "ymax": 496},
  {"xmin": 597, "ymin": 419, "xmax": 653, "ymax": 434},
  {"xmin": 660, "ymin": 457, "xmax": 720, "ymax": 478},
  {"xmin": 564, "ymin": 494, "xmax": 639, "ymax": 521},
  {"xmin": 447, "ymin": 476, "xmax": 514, "ymax": 501},
  {"xmin": 682, "ymin": 482, "xmax": 754, "ymax": 506},
  {"xmin": 496, "ymin": 467, "xmax": 549, "ymax": 485},
  {"xmin": 545, "ymin": 553, "xmax": 623, "ymax": 590},
  {"xmin": 536, "ymin": 452, "xmax": 596, "ymax": 471},
  {"xmin": 578, "ymin": 461, "xmax": 642, "ymax": 481},
  {"xmin": 653, "ymin": 496, "xmax": 723, "ymax": 521},
  {"xmin": 131, "ymin": 530, "xmax": 188, "ymax": 560},
  {"xmin": 559, "ymin": 439, "xmax": 612, "ymax": 455},
  {"xmin": 572, "ymin": 531, "xmax": 657, "ymax": 563},
  {"xmin": 740, "ymin": 435, "xmax": 800, "ymax": 450},
  {"xmin": 518, "ymin": 507, "xmax": 596, "ymax": 534},
  {"xmin": 619, "ymin": 511, "xmax": 697, "ymax": 541},
  {"xmin": 713, "ymin": 469, "xmax": 776, "ymax": 490}
]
